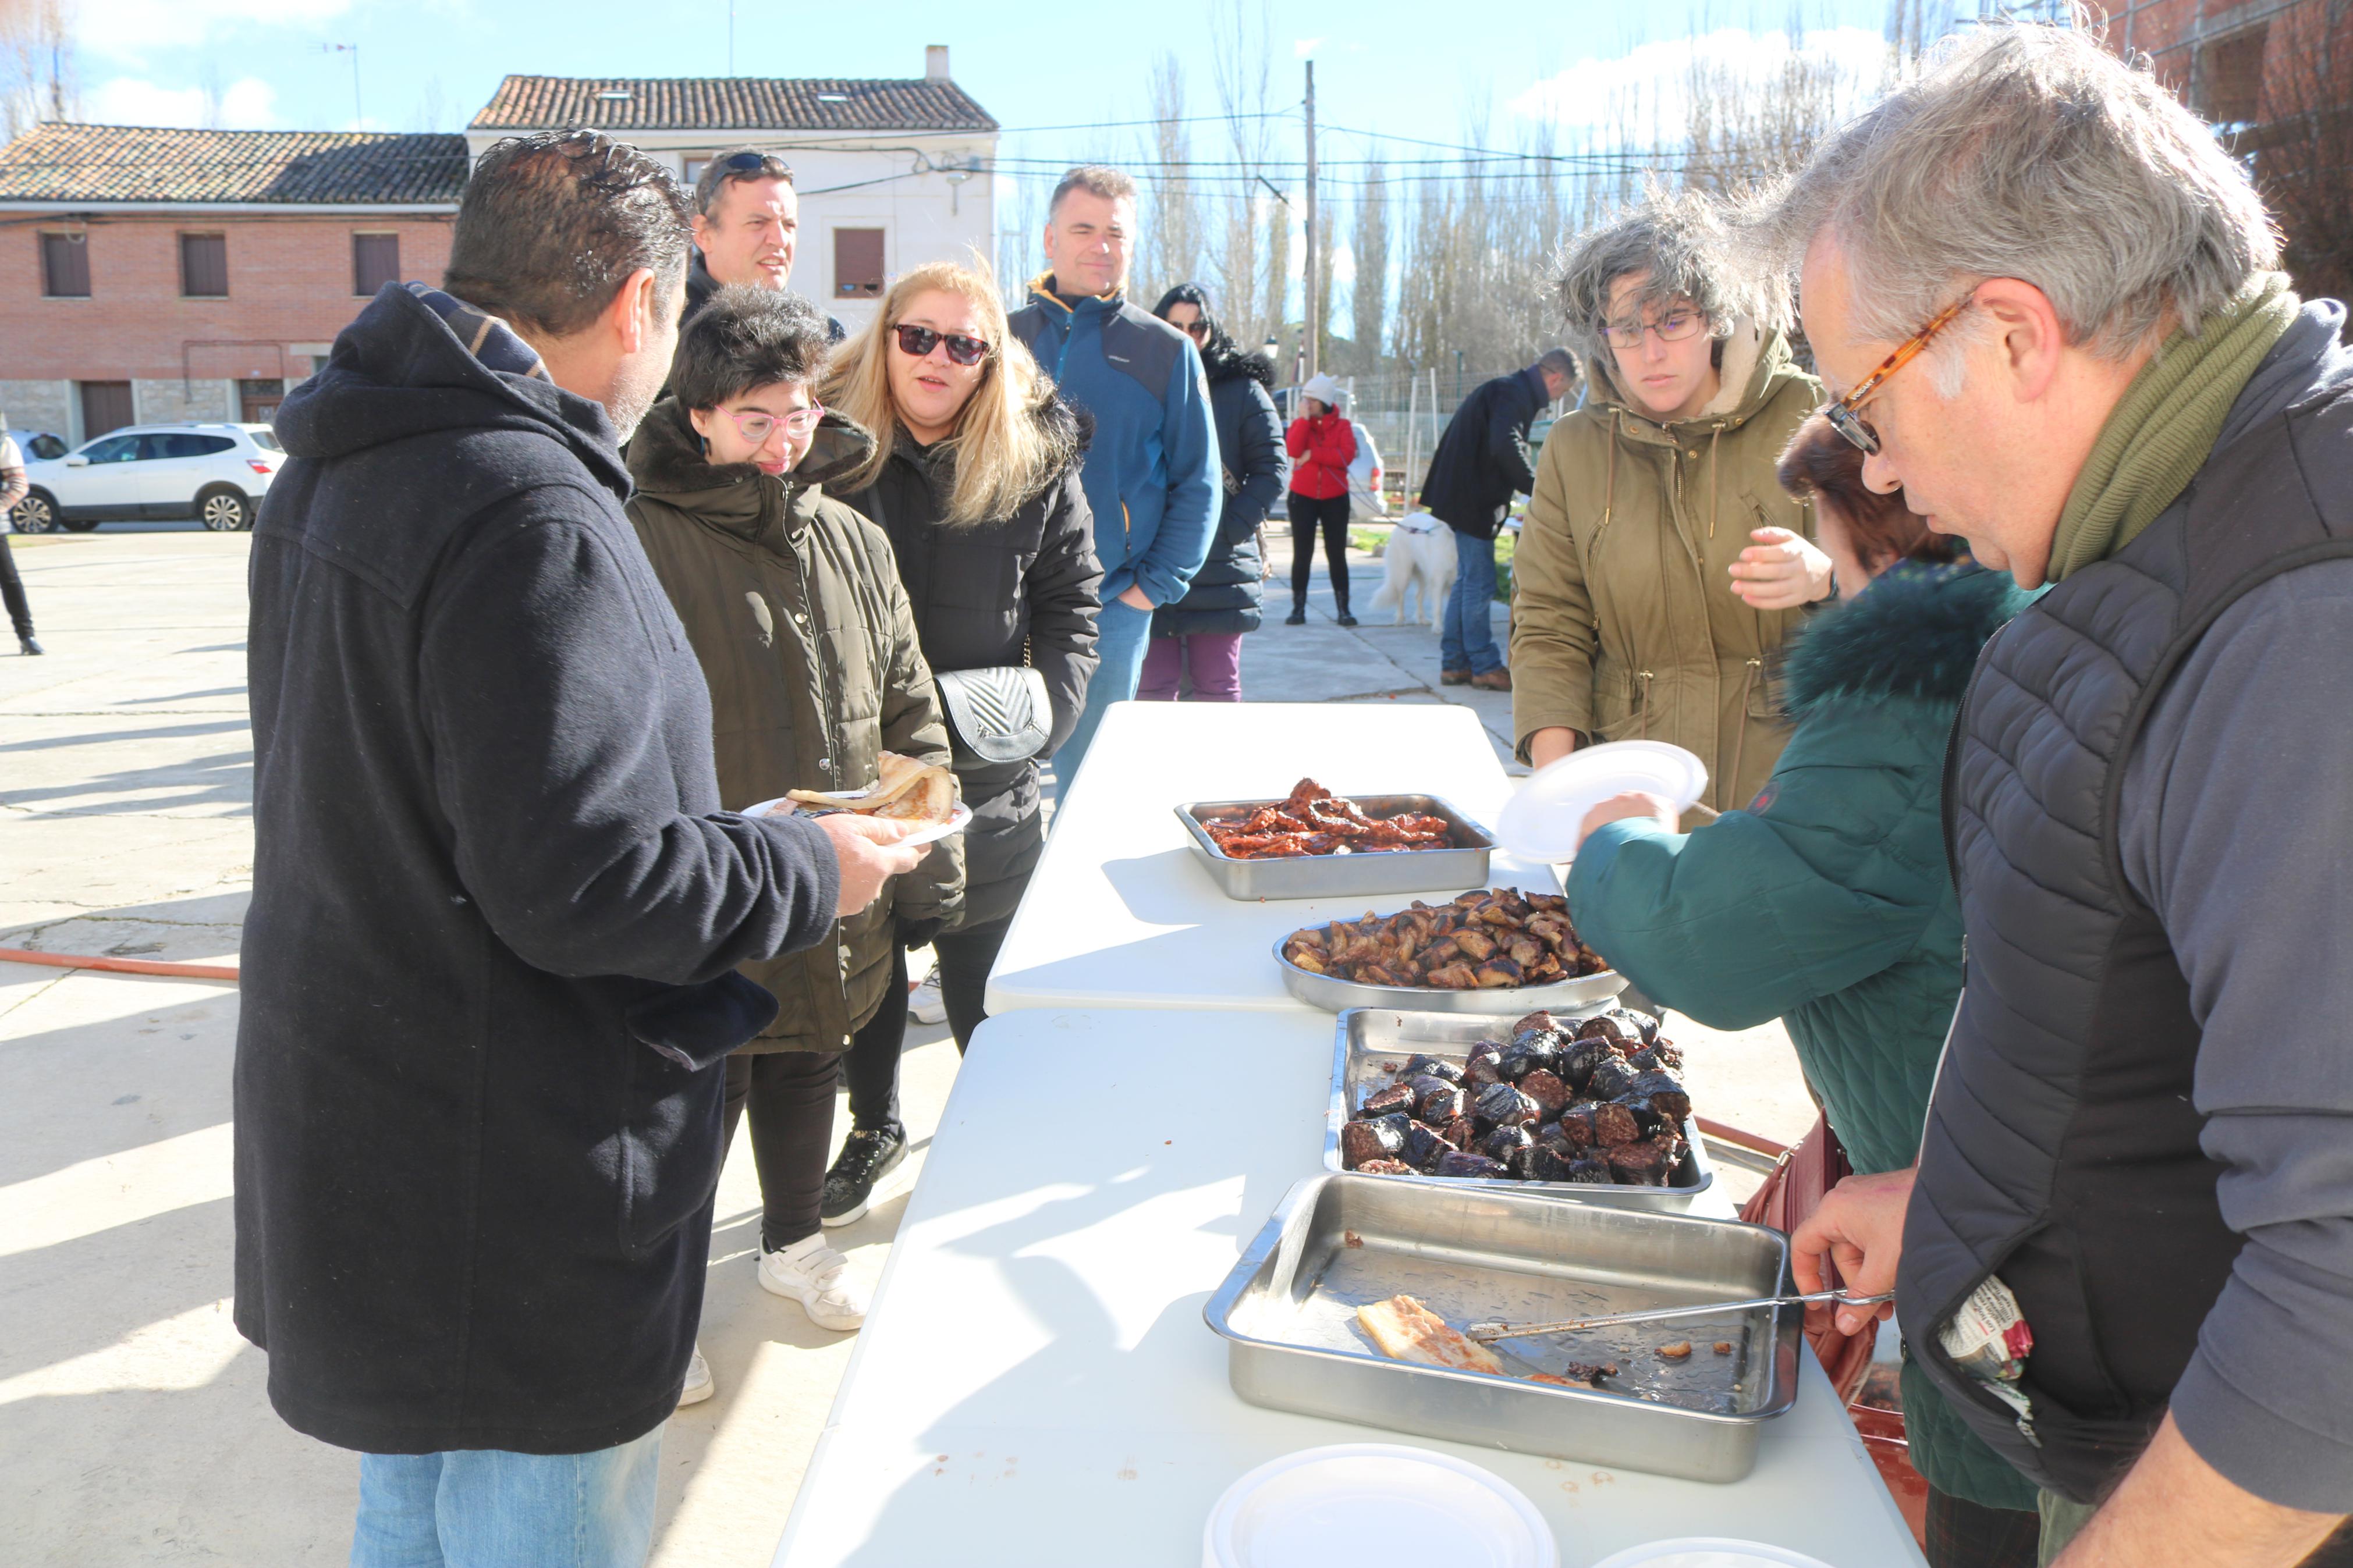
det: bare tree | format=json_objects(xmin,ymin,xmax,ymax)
[
  {"xmin": 1346, "ymin": 155, "xmax": 1390, "ymax": 371},
  {"xmin": 0, "ymin": 0, "xmax": 76, "ymax": 143},
  {"xmin": 1135, "ymin": 52, "xmax": 1208, "ymax": 302},
  {"xmin": 199, "ymin": 59, "xmax": 226, "ymax": 130},
  {"xmin": 1209, "ymin": 0, "xmax": 1289, "ymax": 350},
  {"xmin": 2242, "ymin": 0, "xmax": 2353, "ymax": 314}
]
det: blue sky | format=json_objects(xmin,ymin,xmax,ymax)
[{"xmin": 76, "ymin": 0, "xmax": 1897, "ymax": 158}]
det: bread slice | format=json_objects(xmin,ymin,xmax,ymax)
[{"xmin": 1355, "ymin": 1294, "xmax": 1504, "ymax": 1375}]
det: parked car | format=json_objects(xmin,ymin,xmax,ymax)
[{"xmin": 14, "ymin": 422, "xmax": 282, "ymax": 534}]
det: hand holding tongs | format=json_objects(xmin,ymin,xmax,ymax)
[{"xmin": 1465, "ymin": 1288, "xmax": 1895, "ymax": 1344}]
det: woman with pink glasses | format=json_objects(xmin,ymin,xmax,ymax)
[{"xmin": 625, "ymin": 285, "xmax": 963, "ymax": 1407}]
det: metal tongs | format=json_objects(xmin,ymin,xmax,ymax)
[{"xmin": 1466, "ymin": 1288, "xmax": 1894, "ymax": 1344}]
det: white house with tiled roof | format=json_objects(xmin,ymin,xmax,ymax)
[{"xmin": 468, "ymin": 47, "xmax": 999, "ymax": 334}]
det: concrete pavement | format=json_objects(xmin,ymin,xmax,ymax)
[{"xmin": 0, "ymin": 526, "xmax": 1810, "ymax": 1565}]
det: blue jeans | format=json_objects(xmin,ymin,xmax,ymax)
[
  {"xmin": 1053, "ymin": 595, "xmax": 1151, "ymax": 785},
  {"xmin": 1441, "ymin": 528, "xmax": 1503, "ymax": 674},
  {"xmin": 351, "ymin": 1428, "xmax": 663, "ymax": 1568}
]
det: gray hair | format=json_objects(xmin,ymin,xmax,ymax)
[
  {"xmin": 1556, "ymin": 187, "xmax": 1745, "ymax": 375},
  {"xmin": 1741, "ymin": 23, "xmax": 2279, "ymax": 362}
]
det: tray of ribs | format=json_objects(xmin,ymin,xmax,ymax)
[
  {"xmin": 1276, "ymin": 887, "xmax": 1626, "ymax": 1014},
  {"xmin": 1325, "ymin": 1005, "xmax": 1713, "ymax": 1210},
  {"xmin": 1204, "ymin": 1172, "xmax": 1801, "ymax": 1482},
  {"xmin": 1174, "ymin": 778, "xmax": 1496, "ymax": 902}
]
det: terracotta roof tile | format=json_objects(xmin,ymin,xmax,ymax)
[
  {"xmin": 470, "ymin": 76, "xmax": 998, "ymax": 134},
  {"xmin": 0, "ymin": 125, "xmax": 468, "ymax": 204}
]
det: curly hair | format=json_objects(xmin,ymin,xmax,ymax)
[{"xmin": 1556, "ymin": 186, "xmax": 1745, "ymax": 376}]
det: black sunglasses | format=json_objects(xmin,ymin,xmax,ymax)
[
  {"xmin": 719, "ymin": 150, "xmax": 792, "ymax": 179},
  {"xmin": 892, "ymin": 322, "xmax": 991, "ymax": 367}
]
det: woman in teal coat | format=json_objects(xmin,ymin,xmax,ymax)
[{"xmin": 1566, "ymin": 416, "xmax": 2039, "ymax": 1567}]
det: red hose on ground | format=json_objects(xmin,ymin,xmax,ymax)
[
  {"xmin": 0, "ymin": 946, "xmax": 241, "ymax": 982},
  {"xmin": 1695, "ymin": 1115, "xmax": 1791, "ymax": 1161}
]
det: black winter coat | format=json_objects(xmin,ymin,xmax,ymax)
[
  {"xmin": 236, "ymin": 283, "xmax": 843, "ymax": 1456},
  {"xmin": 1417, "ymin": 364, "xmax": 1548, "ymax": 541},
  {"xmin": 1153, "ymin": 347, "xmax": 1283, "ymax": 637},
  {"xmin": 832, "ymin": 395, "xmax": 1102, "ymax": 929}
]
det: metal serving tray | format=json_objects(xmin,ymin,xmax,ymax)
[
  {"xmin": 1205, "ymin": 1173, "xmax": 1801, "ymax": 1482},
  {"xmin": 1175, "ymin": 794, "xmax": 1496, "ymax": 902},
  {"xmin": 1276, "ymin": 935, "xmax": 1628, "ymax": 1015},
  {"xmin": 1326, "ymin": 1008, "xmax": 1715, "ymax": 1211}
]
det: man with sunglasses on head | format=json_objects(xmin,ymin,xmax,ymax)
[
  {"xmin": 1750, "ymin": 27, "xmax": 2353, "ymax": 1568},
  {"xmin": 686, "ymin": 148, "xmax": 844, "ymax": 342},
  {"xmin": 1009, "ymin": 163, "xmax": 1218, "ymax": 780}
]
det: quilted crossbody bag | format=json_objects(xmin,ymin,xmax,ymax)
[{"xmin": 934, "ymin": 663, "xmax": 1052, "ymax": 768}]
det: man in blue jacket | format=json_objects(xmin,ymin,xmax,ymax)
[{"xmin": 1010, "ymin": 165, "xmax": 1218, "ymax": 780}]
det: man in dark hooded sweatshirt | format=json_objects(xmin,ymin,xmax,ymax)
[{"xmin": 237, "ymin": 130, "xmax": 925, "ymax": 1566}]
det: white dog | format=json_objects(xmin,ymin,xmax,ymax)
[{"xmin": 1368, "ymin": 510, "xmax": 1457, "ymax": 627}]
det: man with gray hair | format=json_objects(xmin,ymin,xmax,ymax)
[{"xmin": 1764, "ymin": 24, "xmax": 2353, "ymax": 1568}]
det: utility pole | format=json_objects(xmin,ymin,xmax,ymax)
[{"xmin": 1302, "ymin": 59, "xmax": 1319, "ymax": 381}]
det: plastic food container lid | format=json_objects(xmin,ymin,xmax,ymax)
[
  {"xmin": 1497, "ymin": 741, "xmax": 1709, "ymax": 865},
  {"xmin": 1585, "ymin": 1540, "xmax": 1837, "ymax": 1568},
  {"xmin": 1202, "ymin": 1443, "xmax": 1556, "ymax": 1568}
]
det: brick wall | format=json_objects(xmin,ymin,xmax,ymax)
[{"xmin": 0, "ymin": 212, "xmax": 453, "ymax": 383}]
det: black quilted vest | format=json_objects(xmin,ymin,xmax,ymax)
[{"xmin": 1902, "ymin": 361, "xmax": 2353, "ymax": 1504}]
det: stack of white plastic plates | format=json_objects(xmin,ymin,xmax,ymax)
[
  {"xmin": 1202, "ymin": 1443, "xmax": 1555, "ymax": 1568},
  {"xmin": 1497, "ymin": 741, "xmax": 1710, "ymax": 865},
  {"xmin": 1587, "ymin": 1541, "xmax": 1837, "ymax": 1568}
]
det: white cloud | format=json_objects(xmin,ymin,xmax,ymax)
[
  {"xmin": 80, "ymin": 0, "xmax": 356, "ymax": 59},
  {"xmin": 1511, "ymin": 26, "xmax": 1893, "ymax": 139},
  {"xmin": 86, "ymin": 75, "xmax": 279, "ymax": 129},
  {"xmin": 1293, "ymin": 35, "xmax": 1324, "ymax": 59}
]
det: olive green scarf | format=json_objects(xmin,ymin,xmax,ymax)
[{"xmin": 2046, "ymin": 272, "xmax": 2299, "ymax": 582}]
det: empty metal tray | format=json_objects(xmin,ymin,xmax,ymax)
[
  {"xmin": 1176, "ymin": 793, "xmax": 1496, "ymax": 901},
  {"xmin": 1205, "ymin": 1173, "xmax": 1801, "ymax": 1482},
  {"xmin": 1326, "ymin": 1008, "xmax": 1715, "ymax": 1210}
]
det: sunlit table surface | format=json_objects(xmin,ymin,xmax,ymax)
[{"xmin": 769, "ymin": 1007, "xmax": 1923, "ymax": 1568}]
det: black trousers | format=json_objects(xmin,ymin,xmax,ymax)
[
  {"xmin": 837, "ymin": 913, "xmax": 1017, "ymax": 1139},
  {"xmin": 1287, "ymin": 491, "xmax": 1352, "ymax": 613},
  {"xmin": 721, "ymin": 1047, "xmax": 842, "ymax": 1254},
  {"xmin": 935, "ymin": 915, "xmax": 1010, "ymax": 1055},
  {"xmin": 0, "ymin": 531, "xmax": 32, "ymax": 639}
]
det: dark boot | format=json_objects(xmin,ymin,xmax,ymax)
[{"xmin": 16, "ymin": 634, "xmax": 40, "ymax": 655}]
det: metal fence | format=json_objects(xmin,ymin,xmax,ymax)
[{"xmin": 1278, "ymin": 368, "xmax": 1568, "ymax": 509}]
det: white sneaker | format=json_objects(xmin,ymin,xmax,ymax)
[
  {"xmin": 907, "ymin": 965, "xmax": 946, "ymax": 1025},
  {"xmin": 676, "ymin": 1346, "xmax": 715, "ymax": 1407},
  {"xmin": 758, "ymin": 1236, "xmax": 869, "ymax": 1331}
]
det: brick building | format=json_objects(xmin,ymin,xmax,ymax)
[
  {"xmin": 0, "ymin": 127, "xmax": 464, "ymax": 442},
  {"xmin": 2099, "ymin": 0, "xmax": 2353, "ymax": 301},
  {"xmin": 0, "ymin": 47, "xmax": 999, "ymax": 446}
]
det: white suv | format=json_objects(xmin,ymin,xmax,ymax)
[{"xmin": 15, "ymin": 422, "xmax": 283, "ymax": 534}]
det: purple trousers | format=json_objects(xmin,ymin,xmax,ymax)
[{"xmin": 1138, "ymin": 632, "xmax": 1243, "ymax": 702}]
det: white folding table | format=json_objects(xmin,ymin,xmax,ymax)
[
  {"xmin": 770, "ymin": 1007, "xmax": 1925, "ymax": 1568},
  {"xmin": 988, "ymin": 701, "xmax": 1560, "ymax": 1015}
]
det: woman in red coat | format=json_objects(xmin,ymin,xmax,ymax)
[{"xmin": 1283, "ymin": 372, "xmax": 1358, "ymax": 626}]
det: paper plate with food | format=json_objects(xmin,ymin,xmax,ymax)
[{"xmin": 743, "ymin": 752, "xmax": 971, "ymax": 847}]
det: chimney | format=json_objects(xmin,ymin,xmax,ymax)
[{"xmin": 925, "ymin": 45, "xmax": 950, "ymax": 82}]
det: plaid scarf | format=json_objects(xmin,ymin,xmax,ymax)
[{"xmin": 404, "ymin": 283, "xmax": 553, "ymax": 383}]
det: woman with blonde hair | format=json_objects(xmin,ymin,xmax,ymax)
[{"xmin": 816, "ymin": 258, "xmax": 1101, "ymax": 1221}]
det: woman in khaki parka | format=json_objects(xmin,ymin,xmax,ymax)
[
  {"xmin": 1511, "ymin": 193, "xmax": 1833, "ymax": 815},
  {"xmin": 627, "ymin": 287, "xmax": 961, "ymax": 1396}
]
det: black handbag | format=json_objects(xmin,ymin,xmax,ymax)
[{"xmin": 934, "ymin": 664, "xmax": 1052, "ymax": 768}]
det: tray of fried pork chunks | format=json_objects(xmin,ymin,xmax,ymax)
[
  {"xmin": 1326, "ymin": 1004, "xmax": 1713, "ymax": 1210},
  {"xmin": 1176, "ymin": 777, "xmax": 1497, "ymax": 901}
]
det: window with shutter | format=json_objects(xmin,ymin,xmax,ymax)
[
  {"xmin": 40, "ymin": 232, "xmax": 89, "ymax": 297},
  {"xmin": 833, "ymin": 228, "xmax": 886, "ymax": 298},
  {"xmin": 352, "ymin": 233, "xmax": 400, "ymax": 296},
  {"xmin": 180, "ymin": 233, "xmax": 229, "ymax": 297}
]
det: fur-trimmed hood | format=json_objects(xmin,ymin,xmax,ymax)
[
  {"xmin": 1781, "ymin": 560, "xmax": 2034, "ymax": 717},
  {"xmin": 1202, "ymin": 342, "xmax": 1275, "ymax": 389}
]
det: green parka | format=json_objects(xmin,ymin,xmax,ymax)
[
  {"xmin": 1510, "ymin": 324, "xmax": 1822, "ymax": 813},
  {"xmin": 625, "ymin": 399, "xmax": 962, "ymax": 1053},
  {"xmin": 1564, "ymin": 559, "xmax": 2037, "ymax": 1510}
]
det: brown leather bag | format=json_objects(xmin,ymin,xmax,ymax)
[{"xmin": 1739, "ymin": 1112, "xmax": 1876, "ymax": 1406}]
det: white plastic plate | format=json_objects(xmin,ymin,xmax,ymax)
[
  {"xmin": 1585, "ymin": 1540, "xmax": 1836, "ymax": 1568},
  {"xmin": 1497, "ymin": 741, "xmax": 1709, "ymax": 864},
  {"xmin": 1202, "ymin": 1442, "xmax": 1556, "ymax": 1568},
  {"xmin": 740, "ymin": 797, "xmax": 971, "ymax": 848}
]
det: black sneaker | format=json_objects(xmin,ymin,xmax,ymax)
[
  {"xmin": 821, "ymin": 1125, "xmax": 907, "ymax": 1227},
  {"xmin": 1336, "ymin": 611, "xmax": 1358, "ymax": 628},
  {"xmin": 1284, "ymin": 609, "xmax": 1307, "ymax": 626}
]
